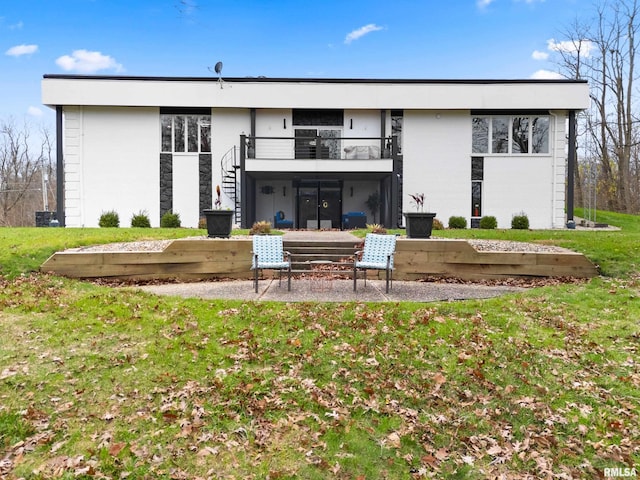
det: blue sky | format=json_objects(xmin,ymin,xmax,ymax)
[{"xmin": 2, "ymin": 0, "xmax": 585, "ymax": 126}]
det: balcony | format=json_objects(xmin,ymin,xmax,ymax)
[{"xmin": 241, "ymin": 135, "xmax": 396, "ymax": 174}]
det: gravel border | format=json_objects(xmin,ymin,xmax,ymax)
[{"xmin": 67, "ymin": 237, "xmax": 569, "ymax": 254}]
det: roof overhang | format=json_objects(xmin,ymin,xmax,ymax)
[{"xmin": 42, "ymin": 75, "xmax": 590, "ymax": 111}]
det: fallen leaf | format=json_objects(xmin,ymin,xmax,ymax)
[
  {"xmin": 487, "ymin": 445, "xmax": 502, "ymax": 456},
  {"xmin": 386, "ymin": 432, "xmax": 401, "ymax": 449},
  {"xmin": 108, "ymin": 442, "xmax": 126, "ymax": 457},
  {"xmin": 435, "ymin": 448, "xmax": 449, "ymax": 461}
]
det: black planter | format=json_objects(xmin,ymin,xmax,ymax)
[
  {"xmin": 404, "ymin": 212, "xmax": 436, "ymax": 239},
  {"xmin": 203, "ymin": 209, "xmax": 233, "ymax": 238}
]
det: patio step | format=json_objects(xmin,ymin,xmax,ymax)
[{"xmin": 283, "ymin": 240, "xmax": 360, "ymax": 270}]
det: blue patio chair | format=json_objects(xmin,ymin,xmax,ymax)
[
  {"xmin": 251, "ymin": 235, "xmax": 292, "ymax": 293},
  {"xmin": 274, "ymin": 210, "xmax": 293, "ymax": 229},
  {"xmin": 353, "ymin": 233, "xmax": 396, "ymax": 293}
]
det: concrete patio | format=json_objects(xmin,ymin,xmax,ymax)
[{"xmin": 133, "ymin": 277, "xmax": 527, "ymax": 303}]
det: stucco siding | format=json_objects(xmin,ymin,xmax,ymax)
[
  {"xmin": 211, "ymin": 108, "xmax": 250, "ymax": 209},
  {"xmin": 70, "ymin": 107, "xmax": 159, "ymax": 227},
  {"xmin": 172, "ymin": 153, "xmax": 200, "ymax": 227},
  {"xmin": 402, "ymin": 110, "xmax": 471, "ymax": 222},
  {"xmin": 484, "ymin": 156, "xmax": 553, "ymax": 229}
]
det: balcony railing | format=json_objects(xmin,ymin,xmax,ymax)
[{"xmin": 241, "ymin": 135, "xmax": 397, "ymax": 161}]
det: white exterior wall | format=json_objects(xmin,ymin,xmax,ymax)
[
  {"xmin": 172, "ymin": 153, "xmax": 200, "ymax": 228},
  {"xmin": 402, "ymin": 110, "xmax": 471, "ymax": 222},
  {"xmin": 484, "ymin": 156, "xmax": 553, "ymax": 229},
  {"xmin": 483, "ymin": 114, "xmax": 565, "ymax": 229},
  {"xmin": 550, "ymin": 111, "xmax": 568, "ymax": 228},
  {"xmin": 45, "ymin": 77, "xmax": 588, "ymax": 230},
  {"xmin": 343, "ymin": 109, "xmax": 380, "ymax": 140},
  {"xmin": 402, "ymin": 110, "xmax": 567, "ymax": 229},
  {"xmin": 211, "ymin": 108, "xmax": 250, "ymax": 209},
  {"xmin": 62, "ymin": 107, "xmax": 82, "ymax": 226},
  {"xmin": 64, "ymin": 106, "xmax": 159, "ymax": 227}
]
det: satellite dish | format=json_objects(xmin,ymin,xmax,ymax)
[{"xmin": 207, "ymin": 61, "xmax": 225, "ymax": 89}]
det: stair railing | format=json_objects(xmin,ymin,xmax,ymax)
[{"xmin": 220, "ymin": 146, "xmax": 241, "ymax": 224}]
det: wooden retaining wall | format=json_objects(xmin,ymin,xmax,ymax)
[
  {"xmin": 395, "ymin": 239, "xmax": 597, "ymax": 280},
  {"xmin": 40, "ymin": 238, "xmax": 598, "ymax": 281}
]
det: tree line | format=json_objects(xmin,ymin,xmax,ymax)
[
  {"xmin": 555, "ymin": 0, "xmax": 640, "ymax": 214},
  {"xmin": 0, "ymin": 119, "xmax": 55, "ymax": 226}
]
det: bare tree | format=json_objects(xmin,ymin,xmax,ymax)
[
  {"xmin": 0, "ymin": 118, "xmax": 55, "ymax": 226},
  {"xmin": 554, "ymin": 0, "xmax": 640, "ymax": 213}
]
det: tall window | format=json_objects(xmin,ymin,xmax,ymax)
[
  {"xmin": 161, "ymin": 114, "xmax": 211, "ymax": 153},
  {"xmin": 472, "ymin": 115, "xmax": 549, "ymax": 154},
  {"xmin": 471, "ymin": 156, "xmax": 483, "ymax": 228},
  {"xmin": 391, "ymin": 110, "xmax": 403, "ymax": 155}
]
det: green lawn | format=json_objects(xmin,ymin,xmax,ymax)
[{"xmin": 0, "ymin": 212, "xmax": 638, "ymax": 479}]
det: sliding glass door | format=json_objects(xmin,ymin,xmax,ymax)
[{"xmin": 296, "ymin": 180, "xmax": 342, "ymax": 229}]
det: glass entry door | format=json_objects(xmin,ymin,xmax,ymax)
[{"xmin": 296, "ymin": 181, "xmax": 342, "ymax": 229}]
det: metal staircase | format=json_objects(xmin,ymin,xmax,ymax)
[{"xmin": 220, "ymin": 146, "xmax": 241, "ymax": 225}]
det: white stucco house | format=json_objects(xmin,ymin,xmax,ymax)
[{"xmin": 41, "ymin": 75, "xmax": 589, "ymax": 229}]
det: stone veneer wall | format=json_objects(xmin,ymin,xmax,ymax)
[
  {"xmin": 159, "ymin": 153, "xmax": 173, "ymax": 220},
  {"xmin": 199, "ymin": 154, "xmax": 212, "ymax": 214}
]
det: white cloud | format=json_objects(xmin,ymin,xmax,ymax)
[
  {"xmin": 27, "ymin": 106, "xmax": 43, "ymax": 117},
  {"xmin": 9, "ymin": 21, "xmax": 24, "ymax": 30},
  {"xmin": 344, "ymin": 24, "xmax": 384, "ymax": 44},
  {"xmin": 547, "ymin": 38, "xmax": 593, "ymax": 58},
  {"xmin": 56, "ymin": 49, "xmax": 124, "ymax": 73},
  {"xmin": 530, "ymin": 69, "xmax": 565, "ymax": 79},
  {"xmin": 5, "ymin": 44, "xmax": 38, "ymax": 57},
  {"xmin": 477, "ymin": 0, "xmax": 496, "ymax": 8},
  {"xmin": 532, "ymin": 50, "xmax": 549, "ymax": 61}
]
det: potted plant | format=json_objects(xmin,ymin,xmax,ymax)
[
  {"xmin": 203, "ymin": 185, "xmax": 233, "ymax": 238},
  {"xmin": 365, "ymin": 191, "xmax": 381, "ymax": 223},
  {"xmin": 404, "ymin": 193, "xmax": 436, "ymax": 238}
]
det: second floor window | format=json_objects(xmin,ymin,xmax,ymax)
[
  {"xmin": 472, "ymin": 115, "xmax": 549, "ymax": 155},
  {"xmin": 161, "ymin": 114, "xmax": 211, "ymax": 153}
]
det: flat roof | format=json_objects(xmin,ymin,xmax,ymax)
[
  {"xmin": 43, "ymin": 73, "xmax": 587, "ymax": 85},
  {"xmin": 42, "ymin": 74, "xmax": 590, "ymax": 110}
]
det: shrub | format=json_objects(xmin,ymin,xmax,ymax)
[
  {"xmin": 161, "ymin": 211, "xmax": 181, "ymax": 228},
  {"xmin": 99, "ymin": 210, "xmax": 119, "ymax": 228},
  {"xmin": 479, "ymin": 216, "xmax": 498, "ymax": 229},
  {"xmin": 448, "ymin": 216, "xmax": 467, "ymax": 229},
  {"xmin": 511, "ymin": 213, "xmax": 530, "ymax": 230},
  {"xmin": 432, "ymin": 218, "xmax": 444, "ymax": 230},
  {"xmin": 131, "ymin": 211, "xmax": 151, "ymax": 228},
  {"xmin": 250, "ymin": 220, "xmax": 272, "ymax": 235},
  {"xmin": 366, "ymin": 223, "xmax": 387, "ymax": 234}
]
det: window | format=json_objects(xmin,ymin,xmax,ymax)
[
  {"xmin": 471, "ymin": 117, "xmax": 488, "ymax": 153},
  {"xmin": 391, "ymin": 110, "xmax": 403, "ymax": 155},
  {"xmin": 161, "ymin": 114, "xmax": 211, "ymax": 153},
  {"xmin": 472, "ymin": 115, "xmax": 550, "ymax": 154},
  {"xmin": 471, "ymin": 156, "xmax": 483, "ymax": 228},
  {"xmin": 492, "ymin": 116, "xmax": 509, "ymax": 154},
  {"xmin": 531, "ymin": 117, "xmax": 549, "ymax": 153}
]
